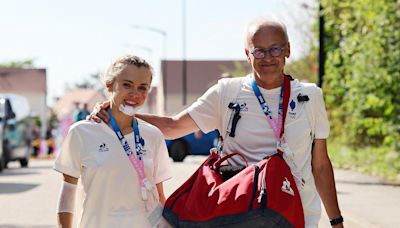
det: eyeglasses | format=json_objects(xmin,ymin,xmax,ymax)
[{"xmin": 250, "ymin": 46, "xmax": 285, "ymax": 59}]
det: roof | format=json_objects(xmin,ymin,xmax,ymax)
[
  {"xmin": 0, "ymin": 68, "xmax": 47, "ymax": 93},
  {"xmin": 161, "ymin": 60, "xmax": 251, "ymax": 94}
]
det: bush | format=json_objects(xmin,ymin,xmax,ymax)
[{"xmin": 321, "ymin": 0, "xmax": 400, "ymax": 180}]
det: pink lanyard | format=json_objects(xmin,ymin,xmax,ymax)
[
  {"xmin": 251, "ymin": 75, "xmax": 291, "ymax": 140},
  {"xmin": 107, "ymin": 109, "xmax": 153, "ymax": 201}
]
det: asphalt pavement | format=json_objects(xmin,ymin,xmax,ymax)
[{"xmin": 0, "ymin": 157, "xmax": 399, "ymax": 227}]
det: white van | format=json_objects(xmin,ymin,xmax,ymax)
[{"xmin": 0, "ymin": 94, "xmax": 32, "ymax": 172}]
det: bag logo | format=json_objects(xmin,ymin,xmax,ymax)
[
  {"xmin": 208, "ymin": 183, "xmax": 217, "ymax": 197},
  {"xmin": 281, "ymin": 177, "xmax": 294, "ymax": 196}
]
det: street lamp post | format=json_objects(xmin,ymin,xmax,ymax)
[
  {"xmin": 123, "ymin": 44, "xmax": 153, "ymax": 61},
  {"xmin": 130, "ymin": 25, "xmax": 167, "ymax": 114},
  {"xmin": 182, "ymin": 0, "xmax": 187, "ymax": 105}
]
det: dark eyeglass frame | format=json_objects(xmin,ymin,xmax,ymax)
[{"xmin": 250, "ymin": 46, "xmax": 286, "ymax": 59}]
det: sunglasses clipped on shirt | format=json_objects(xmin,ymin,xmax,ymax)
[{"xmin": 251, "ymin": 46, "xmax": 285, "ymax": 59}]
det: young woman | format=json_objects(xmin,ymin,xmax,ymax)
[{"xmin": 54, "ymin": 55, "xmax": 172, "ymax": 228}]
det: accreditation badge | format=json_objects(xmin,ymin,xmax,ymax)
[
  {"xmin": 277, "ymin": 139, "xmax": 305, "ymax": 190},
  {"xmin": 147, "ymin": 202, "xmax": 164, "ymax": 227}
]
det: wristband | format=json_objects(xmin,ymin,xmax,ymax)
[{"xmin": 330, "ymin": 215, "xmax": 343, "ymax": 226}]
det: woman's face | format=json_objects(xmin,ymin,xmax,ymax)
[{"xmin": 107, "ymin": 65, "xmax": 152, "ymax": 112}]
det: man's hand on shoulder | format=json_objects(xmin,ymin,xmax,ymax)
[{"xmin": 86, "ymin": 100, "xmax": 110, "ymax": 123}]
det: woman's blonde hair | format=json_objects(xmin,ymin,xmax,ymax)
[{"xmin": 101, "ymin": 54, "xmax": 153, "ymax": 87}]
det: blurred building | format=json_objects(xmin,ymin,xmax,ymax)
[
  {"xmin": 0, "ymin": 68, "xmax": 47, "ymax": 136},
  {"xmin": 52, "ymin": 89, "xmax": 107, "ymax": 119},
  {"xmin": 159, "ymin": 60, "xmax": 251, "ymax": 115}
]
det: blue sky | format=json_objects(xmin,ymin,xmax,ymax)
[{"xmin": 0, "ymin": 0, "xmax": 316, "ymax": 105}]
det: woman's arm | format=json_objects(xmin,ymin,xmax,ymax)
[
  {"xmin": 57, "ymin": 174, "xmax": 79, "ymax": 228},
  {"xmin": 156, "ymin": 182, "xmax": 166, "ymax": 205}
]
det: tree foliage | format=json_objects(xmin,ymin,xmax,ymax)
[
  {"xmin": 321, "ymin": 0, "xmax": 400, "ymax": 150},
  {"xmin": 285, "ymin": 52, "xmax": 318, "ymax": 83},
  {"xmin": 0, "ymin": 59, "xmax": 35, "ymax": 68},
  {"xmin": 73, "ymin": 72, "xmax": 103, "ymax": 90},
  {"xmin": 218, "ymin": 61, "xmax": 251, "ymax": 78}
]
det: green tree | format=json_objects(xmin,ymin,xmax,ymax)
[
  {"xmin": 321, "ymin": 0, "xmax": 400, "ymax": 180},
  {"xmin": 218, "ymin": 61, "xmax": 251, "ymax": 78},
  {"xmin": 0, "ymin": 59, "xmax": 35, "ymax": 68},
  {"xmin": 74, "ymin": 72, "xmax": 103, "ymax": 90}
]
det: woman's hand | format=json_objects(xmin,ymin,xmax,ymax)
[{"xmin": 86, "ymin": 100, "xmax": 111, "ymax": 123}]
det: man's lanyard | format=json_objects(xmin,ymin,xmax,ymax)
[
  {"xmin": 107, "ymin": 109, "xmax": 153, "ymax": 201},
  {"xmin": 251, "ymin": 75, "xmax": 291, "ymax": 140}
]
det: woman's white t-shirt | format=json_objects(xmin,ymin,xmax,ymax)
[{"xmin": 54, "ymin": 119, "xmax": 172, "ymax": 228}]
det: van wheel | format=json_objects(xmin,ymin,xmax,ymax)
[
  {"xmin": 0, "ymin": 155, "xmax": 5, "ymax": 172},
  {"xmin": 170, "ymin": 140, "xmax": 188, "ymax": 162},
  {"xmin": 20, "ymin": 158, "xmax": 29, "ymax": 168}
]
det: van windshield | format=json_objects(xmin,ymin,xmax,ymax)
[{"xmin": 0, "ymin": 99, "xmax": 5, "ymax": 119}]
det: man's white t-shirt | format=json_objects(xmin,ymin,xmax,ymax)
[
  {"xmin": 187, "ymin": 74, "xmax": 329, "ymax": 227},
  {"xmin": 54, "ymin": 119, "xmax": 172, "ymax": 228}
]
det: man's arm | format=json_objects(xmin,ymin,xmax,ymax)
[
  {"xmin": 136, "ymin": 110, "xmax": 200, "ymax": 139},
  {"xmin": 88, "ymin": 101, "xmax": 200, "ymax": 139},
  {"xmin": 312, "ymin": 139, "xmax": 344, "ymax": 227}
]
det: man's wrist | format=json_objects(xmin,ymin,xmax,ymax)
[{"xmin": 330, "ymin": 215, "xmax": 343, "ymax": 226}]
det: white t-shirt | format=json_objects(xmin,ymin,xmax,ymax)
[
  {"xmin": 54, "ymin": 119, "xmax": 172, "ymax": 228},
  {"xmin": 187, "ymin": 74, "xmax": 329, "ymax": 227}
]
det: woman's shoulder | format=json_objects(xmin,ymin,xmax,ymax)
[
  {"xmin": 69, "ymin": 120, "xmax": 107, "ymax": 134},
  {"xmin": 137, "ymin": 119, "xmax": 163, "ymax": 136}
]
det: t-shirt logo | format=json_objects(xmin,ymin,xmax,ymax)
[
  {"xmin": 239, "ymin": 102, "xmax": 248, "ymax": 111},
  {"xmin": 99, "ymin": 143, "xmax": 109, "ymax": 152},
  {"xmin": 288, "ymin": 99, "xmax": 297, "ymax": 119},
  {"xmin": 136, "ymin": 137, "xmax": 146, "ymax": 155}
]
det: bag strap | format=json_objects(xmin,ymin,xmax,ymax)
[
  {"xmin": 212, "ymin": 152, "xmax": 249, "ymax": 170},
  {"xmin": 280, "ymin": 75, "xmax": 291, "ymax": 138}
]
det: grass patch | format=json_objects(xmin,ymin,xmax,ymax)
[{"xmin": 328, "ymin": 142, "xmax": 400, "ymax": 183}]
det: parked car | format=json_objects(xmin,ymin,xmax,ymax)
[
  {"xmin": 0, "ymin": 94, "xmax": 33, "ymax": 172},
  {"xmin": 166, "ymin": 130, "xmax": 219, "ymax": 162}
]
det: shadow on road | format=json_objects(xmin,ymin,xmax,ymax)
[
  {"xmin": 0, "ymin": 171, "xmax": 39, "ymax": 176},
  {"xmin": 0, "ymin": 183, "xmax": 39, "ymax": 194}
]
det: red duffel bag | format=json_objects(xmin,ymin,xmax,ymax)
[{"xmin": 162, "ymin": 151, "xmax": 305, "ymax": 228}]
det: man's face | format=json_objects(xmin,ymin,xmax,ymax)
[{"xmin": 245, "ymin": 25, "xmax": 290, "ymax": 79}]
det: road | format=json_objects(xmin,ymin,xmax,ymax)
[{"xmin": 0, "ymin": 156, "xmax": 399, "ymax": 227}]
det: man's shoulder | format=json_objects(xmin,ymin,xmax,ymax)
[
  {"xmin": 217, "ymin": 74, "xmax": 250, "ymax": 84},
  {"xmin": 291, "ymin": 79, "xmax": 321, "ymax": 95},
  {"xmin": 216, "ymin": 74, "xmax": 250, "ymax": 94}
]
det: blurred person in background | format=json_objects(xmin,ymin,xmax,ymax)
[{"xmin": 73, "ymin": 103, "xmax": 90, "ymax": 122}]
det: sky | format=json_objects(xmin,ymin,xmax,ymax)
[{"xmin": 0, "ymin": 0, "xmax": 317, "ymax": 105}]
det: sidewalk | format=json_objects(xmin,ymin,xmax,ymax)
[{"xmin": 318, "ymin": 169, "xmax": 400, "ymax": 228}]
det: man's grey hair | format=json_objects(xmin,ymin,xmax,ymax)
[{"xmin": 244, "ymin": 15, "xmax": 289, "ymax": 49}]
